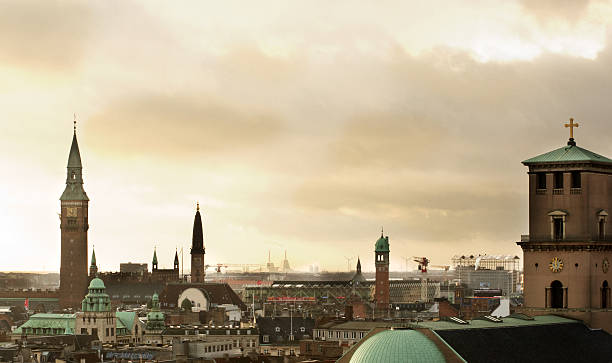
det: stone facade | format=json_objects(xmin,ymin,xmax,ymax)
[{"xmin": 518, "ymin": 137, "xmax": 612, "ymax": 332}]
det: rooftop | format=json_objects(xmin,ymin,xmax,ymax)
[{"xmin": 523, "ymin": 143, "xmax": 612, "ymax": 165}]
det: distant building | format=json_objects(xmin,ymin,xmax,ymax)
[
  {"xmin": 59, "ymin": 125, "xmax": 90, "ymax": 309},
  {"xmin": 120, "ymin": 263, "xmax": 148, "ymax": 275},
  {"xmin": 151, "ymin": 248, "xmax": 180, "ymax": 283},
  {"xmin": 374, "ymin": 231, "xmax": 390, "ymax": 311}
]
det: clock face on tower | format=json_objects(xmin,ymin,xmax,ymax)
[
  {"xmin": 66, "ymin": 207, "xmax": 77, "ymax": 217},
  {"xmin": 549, "ymin": 257, "xmax": 564, "ymax": 273}
]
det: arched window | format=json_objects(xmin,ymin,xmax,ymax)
[
  {"xmin": 602, "ymin": 281, "xmax": 610, "ymax": 309},
  {"xmin": 550, "ymin": 280, "xmax": 564, "ymax": 308}
]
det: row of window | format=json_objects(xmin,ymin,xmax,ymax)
[
  {"xmin": 546, "ymin": 280, "xmax": 610, "ymax": 309},
  {"xmin": 22, "ymin": 328, "xmax": 66, "ymax": 335},
  {"xmin": 313, "ymin": 329, "xmax": 365, "ymax": 340},
  {"xmin": 536, "ymin": 171, "xmax": 581, "ymax": 190}
]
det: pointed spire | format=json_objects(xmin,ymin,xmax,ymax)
[
  {"xmin": 152, "ymin": 247, "xmax": 158, "ymax": 265},
  {"xmin": 61, "ymin": 116, "xmax": 88, "ymax": 201},
  {"xmin": 174, "ymin": 248, "xmax": 179, "ymax": 266},
  {"xmin": 90, "ymin": 248, "xmax": 97, "ymax": 267},
  {"xmin": 356, "ymin": 257, "xmax": 361, "ymax": 273},
  {"xmin": 191, "ymin": 203, "xmax": 204, "ymax": 252},
  {"xmin": 381, "ymin": 226, "xmax": 384, "ymax": 237}
]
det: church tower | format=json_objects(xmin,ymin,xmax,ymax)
[
  {"xmin": 374, "ymin": 230, "xmax": 390, "ymax": 310},
  {"xmin": 190, "ymin": 203, "xmax": 206, "ymax": 283},
  {"xmin": 59, "ymin": 121, "xmax": 90, "ymax": 308},
  {"xmin": 517, "ymin": 119, "xmax": 612, "ymax": 331}
]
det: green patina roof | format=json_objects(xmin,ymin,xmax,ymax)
[
  {"xmin": 375, "ymin": 235, "xmax": 389, "ymax": 252},
  {"xmin": 67, "ymin": 133, "xmax": 82, "ymax": 168},
  {"xmin": 91, "ymin": 248, "xmax": 96, "ymax": 267},
  {"xmin": 13, "ymin": 313, "xmax": 76, "ymax": 335},
  {"xmin": 349, "ymin": 329, "xmax": 445, "ymax": 363},
  {"xmin": 152, "ymin": 249, "xmax": 158, "ymax": 265},
  {"xmin": 88, "ymin": 278, "xmax": 105, "ymax": 289},
  {"xmin": 116, "ymin": 311, "xmax": 136, "ymax": 332},
  {"xmin": 523, "ymin": 143, "xmax": 612, "ymax": 165}
]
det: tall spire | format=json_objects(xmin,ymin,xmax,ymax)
[
  {"xmin": 60, "ymin": 117, "xmax": 88, "ymax": 201},
  {"xmin": 174, "ymin": 248, "xmax": 179, "ymax": 270},
  {"xmin": 89, "ymin": 247, "xmax": 98, "ymax": 277},
  {"xmin": 356, "ymin": 257, "xmax": 361, "ymax": 273},
  {"xmin": 191, "ymin": 204, "xmax": 204, "ymax": 252}
]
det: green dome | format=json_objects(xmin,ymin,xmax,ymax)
[
  {"xmin": 349, "ymin": 329, "xmax": 445, "ymax": 363},
  {"xmin": 88, "ymin": 278, "xmax": 105, "ymax": 289},
  {"xmin": 375, "ymin": 235, "xmax": 389, "ymax": 252}
]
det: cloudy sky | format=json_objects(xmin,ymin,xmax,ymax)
[{"xmin": 1, "ymin": 0, "xmax": 612, "ymax": 273}]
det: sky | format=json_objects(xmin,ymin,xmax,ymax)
[{"xmin": 1, "ymin": 0, "xmax": 612, "ymax": 273}]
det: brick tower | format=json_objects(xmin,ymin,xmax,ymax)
[
  {"xmin": 517, "ymin": 119, "xmax": 612, "ymax": 332},
  {"xmin": 190, "ymin": 203, "xmax": 206, "ymax": 283},
  {"xmin": 374, "ymin": 230, "xmax": 390, "ymax": 310},
  {"xmin": 59, "ymin": 122, "xmax": 89, "ymax": 308}
]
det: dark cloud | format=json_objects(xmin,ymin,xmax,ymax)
[{"xmin": 0, "ymin": 0, "xmax": 94, "ymax": 71}]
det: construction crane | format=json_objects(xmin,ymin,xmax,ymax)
[{"xmin": 413, "ymin": 257, "xmax": 429, "ymax": 273}]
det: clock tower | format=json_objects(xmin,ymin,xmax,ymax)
[
  {"xmin": 517, "ymin": 119, "xmax": 612, "ymax": 331},
  {"xmin": 374, "ymin": 230, "xmax": 390, "ymax": 311},
  {"xmin": 59, "ymin": 122, "xmax": 90, "ymax": 309},
  {"xmin": 190, "ymin": 203, "xmax": 206, "ymax": 283}
]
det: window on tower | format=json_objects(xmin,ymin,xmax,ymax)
[
  {"xmin": 553, "ymin": 219, "xmax": 563, "ymax": 240},
  {"xmin": 571, "ymin": 172, "xmax": 581, "ymax": 188},
  {"xmin": 553, "ymin": 172, "xmax": 564, "ymax": 189},
  {"xmin": 536, "ymin": 173, "xmax": 547, "ymax": 190}
]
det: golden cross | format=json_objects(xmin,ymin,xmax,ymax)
[{"xmin": 564, "ymin": 118, "xmax": 579, "ymax": 139}]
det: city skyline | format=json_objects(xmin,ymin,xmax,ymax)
[{"xmin": 2, "ymin": 1, "xmax": 612, "ymax": 273}]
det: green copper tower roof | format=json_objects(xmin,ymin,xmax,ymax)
[
  {"xmin": 349, "ymin": 329, "xmax": 445, "ymax": 363},
  {"xmin": 152, "ymin": 249, "xmax": 158, "ymax": 265},
  {"xmin": 375, "ymin": 233, "xmax": 390, "ymax": 252},
  {"xmin": 90, "ymin": 248, "xmax": 96, "ymax": 267},
  {"xmin": 523, "ymin": 141, "xmax": 612, "ymax": 165},
  {"xmin": 60, "ymin": 128, "xmax": 89, "ymax": 201}
]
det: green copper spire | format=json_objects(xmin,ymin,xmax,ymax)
[
  {"xmin": 60, "ymin": 121, "xmax": 89, "ymax": 201},
  {"xmin": 91, "ymin": 248, "xmax": 96, "ymax": 266}
]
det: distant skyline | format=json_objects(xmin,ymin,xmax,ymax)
[{"xmin": 2, "ymin": 0, "xmax": 612, "ymax": 273}]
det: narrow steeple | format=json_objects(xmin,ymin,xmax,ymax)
[
  {"xmin": 356, "ymin": 257, "xmax": 362, "ymax": 273},
  {"xmin": 89, "ymin": 247, "xmax": 98, "ymax": 277},
  {"xmin": 174, "ymin": 249, "xmax": 179, "ymax": 270},
  {"xmin": 60, "ymin": 118, "xmax": 89, "ymax": 201},
  {"xmin": 152, "ymin": 248, "xmax": 158, "ymax": 270},
  {"xmin": 191, "ymin": 204, "xmax": 204, "ymax": 253}
]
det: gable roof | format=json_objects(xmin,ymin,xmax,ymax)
[{"xmin": 523, "ymin": 144, "xmax": 612, "ymax": 165}]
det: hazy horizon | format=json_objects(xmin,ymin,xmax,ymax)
[{"xmin": 2, "ymin": 0, "xmax": 612, "ymax": 273}]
